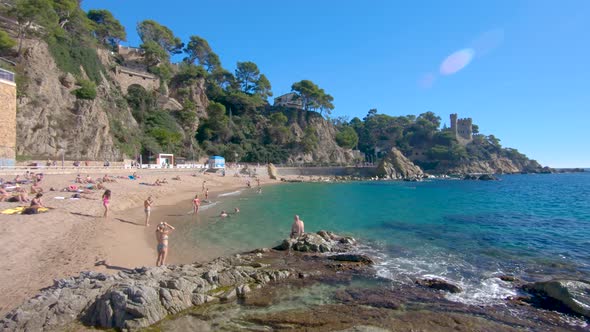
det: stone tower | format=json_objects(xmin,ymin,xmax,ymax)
[
  {"xmin": 0, "ymin": 69, "xmax": 16, "ymax": 167},
  {"xmin": 449, "ymin": 113, "xmax": 473, "ymax": 145}
]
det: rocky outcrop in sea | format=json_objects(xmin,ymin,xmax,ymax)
[{"xmin": 376, "ymin": 147, "xmax": 424, "ymax": 180}]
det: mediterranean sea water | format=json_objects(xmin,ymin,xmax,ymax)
[{"xmin": 168, "ymin": 173, "xmax": 590, "ymax": 306}]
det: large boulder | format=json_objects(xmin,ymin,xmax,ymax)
[
  {"xmin": 522, "ymin": 279, "xmax": 590, "ymax": 319},
  {"xmin": 273, "ymin": 231, "xmax": 356, "ymax": 253},
  {"xmin": 376, "ymin": 147, "xmax": 424, "ymax": 180}
]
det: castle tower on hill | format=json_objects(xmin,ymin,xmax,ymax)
[
  {"xmin": 0, "ymin": 69, "xmax": 16, "ymax": 167},
  {"xmin": 450, "ymin": 113, "xmax": 473, "ymax": 145}
]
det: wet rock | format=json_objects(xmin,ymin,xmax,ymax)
[
  {"xmin": 328, "ymin": 254, "xmax": 374, "ymax": 265},
  {"xmin": 499, "ymin": 275, "xmax": 518, "ymax": 282},
  {"xmin": 478, "ymin": 174, "xmax": 499, "ymax": 181},
  {"xmin": 415, "ymin": 278, "xmax": 463, "ymax": 293},
  {"xmin": 335, "ymin": 288, "xmax": 402, "ymax": 309},
  {"xmin": 522, "ymin": 279, "xmax": 590, "ymax": 319}
]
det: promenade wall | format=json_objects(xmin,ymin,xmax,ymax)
[{"xmin": 276, "ymin": 167, "xmax": 377, "ymax": 177}]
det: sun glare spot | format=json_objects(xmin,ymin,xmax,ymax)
[{"xmin": 439, "ymin": 48, "xmax": 475, "ymax": 75}]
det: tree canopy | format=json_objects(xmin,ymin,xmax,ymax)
[
  {"xmin": 291, "ymin": 80, "xmax": 334, "ymax": 116},
  {"xmin": 87, "ymin": 9, "xmax": 126, "ymax": 48},
  {"xmin": 137, "ymin": 20, "xmax": 183, "ymax": 56},
  {"xmin": 183, "ymin": 35, "xmax": 220, "ymax": 72}
]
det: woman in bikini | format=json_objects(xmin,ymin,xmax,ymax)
[
  {"xmin": 192, "ymin": 194, "xmax": 201, "ymax": 214},
  {"xmin": 155, "ymin": 222, "xmax": 175, "ymax": 266},
  {"xmin": 102, "ymin": 189, "xmax": 111, "ymax": 218}
]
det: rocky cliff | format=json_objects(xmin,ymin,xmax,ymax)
[
  {"xmin": 287, "ymin": 112, "xmax": 360, "ymax": 164},
  {"xmin": 432, "ymin": 155, "xmax": 543, "ymax": 175},
  {"xmin": 376, "ymin": 147, "xmax": 424, "ymax": 179},
  {"xmin": 16, "ymin": 39, "xmax": 137, "ymax": 160}
]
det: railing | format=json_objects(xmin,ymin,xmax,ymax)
[{"xmin": 0, "ymin": 68, "xmax": 15, "ymax": 82}]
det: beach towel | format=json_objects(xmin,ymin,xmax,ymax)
[{"xmin": 1, "ymin": 206, "xmax": 49, "ymax": 215}]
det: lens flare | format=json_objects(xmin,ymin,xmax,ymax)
[{"xmin": 439, "ymin": 48, "xmax": 475, "ymax": 75}]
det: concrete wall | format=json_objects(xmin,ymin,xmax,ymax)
[
  {"xmin": 0, "ymin": 77, "xmax": 16, "ymax": 166},
  {"xmin": 277, "ymin": 167, "xmax": 377, "ymax": 177}
]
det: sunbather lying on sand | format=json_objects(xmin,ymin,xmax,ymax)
[{"xmin": 0, "ymin": 186, "xmax": 9, "ymax": 202}]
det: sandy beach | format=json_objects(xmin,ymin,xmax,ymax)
[{"xmin": 0, "ymin": 167, "xmax": 277, "ymax": 316}]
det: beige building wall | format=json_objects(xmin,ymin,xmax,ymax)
[{"xmin": 0, "ymin": 73, "xmax": 16, "ymax": 166}]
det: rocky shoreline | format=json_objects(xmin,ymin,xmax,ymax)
[{"xmin": 2, "ymin": 232, "xmax": 588, "ymax": 331}]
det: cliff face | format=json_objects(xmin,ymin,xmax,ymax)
[
  {"xmin": 288, "ymin": 113, "xmax": 359, "ymax": 164},
  {"xmin": 16, "ymin": 40, "xmax": 137, "ymax": 160}
]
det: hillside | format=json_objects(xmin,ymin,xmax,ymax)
[{"xmin": 0, "ymin": 0, "xmax": 542, "ymax": 173}]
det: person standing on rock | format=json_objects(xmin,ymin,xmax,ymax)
[
  {"xmin": 290, "ymin": 215, "xmax": 305, "ymax": 239},
  {"xmin": 156, "ymin": 222, "xmax": 175, "ymax": 266}
]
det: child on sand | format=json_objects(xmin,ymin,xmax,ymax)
[{"xmin": 102, "ymin": 189, "xmax": 111, "ymax": 218}]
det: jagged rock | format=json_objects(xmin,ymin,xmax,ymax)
[
  {"xmin": 292, "ymin": 233, "xmax": 333, "ymax": 253},
  {"xmin": 522, "ymin": 279, "xmax": 590, "ymax": 319},
  {"xmin": 267, "ymin": 163, "xmax": 278, "ymax": 180},
  {"xmin": 328, "ymin": 254, "xmax": 374, "ymax": 265},
  {"xmin": 157, "ymin": 96, "xmax": 184, "ymax": 111},
  {"xmin": 274, "ymin": 231, "xmax": 357, "ymax": 253},
  {"xmin": 376, "ymin": 147, "xmax": 424, "ymax": 180},
  {"xmin": 59, "ymin": 73, "xmax": 75, "ymax": 88},
  {"xmin": 416, "ymin": 278, "xmax": 463, "ymax": 293}
]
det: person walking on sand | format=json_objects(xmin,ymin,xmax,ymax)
[
  {"xmin": 290, "ymin": 215, "xmax": 305, "ymax": 239},
  {"xmin": 102, "ymin": 189, "xmax": 111, "ymax": 218},
  {"xmin": 192, "ymin": 194, "xmax": 201, "ymax": 214},
  {"xmin": 204, "ymin": 188, "xmax": 209, "ymax": 201},
  {"xmin": 202, "ymin": 180, "xmax": 206, "ymax": 192},
  {"xmin": 156, "ymin": 222, "xmax": 175, "ymax": 266},
  {"xmin": 144, "ymin": 196, "xmax": 154, "ymax": 226}
]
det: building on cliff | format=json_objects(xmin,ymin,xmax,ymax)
[
  {"xmin": 0, "ymin": 68, "xmax": 16, "ymax": 166},
  {"xmin": 114, "ymin": 45, "xmax": 159, "ymax": 94},
  {"xmin": 450, "ymin": 113, "xmax": 473, "ymax": 145},
  {"xmin": 274, "ymin": 92, "xmax": 303, "ymax": 109}
]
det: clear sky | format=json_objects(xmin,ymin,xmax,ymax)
[{"xmin": 83, "ymin": 0, "xmax": 590, "ymax": 167}]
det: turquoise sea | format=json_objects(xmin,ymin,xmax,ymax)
[{"xmin": 167, "ymin": 173, "xmax": 590, "ymax": 306}]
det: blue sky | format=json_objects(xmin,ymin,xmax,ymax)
[{"xmin": 83, "ymin": 0, "xmax": 590, "ymax": 167}]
